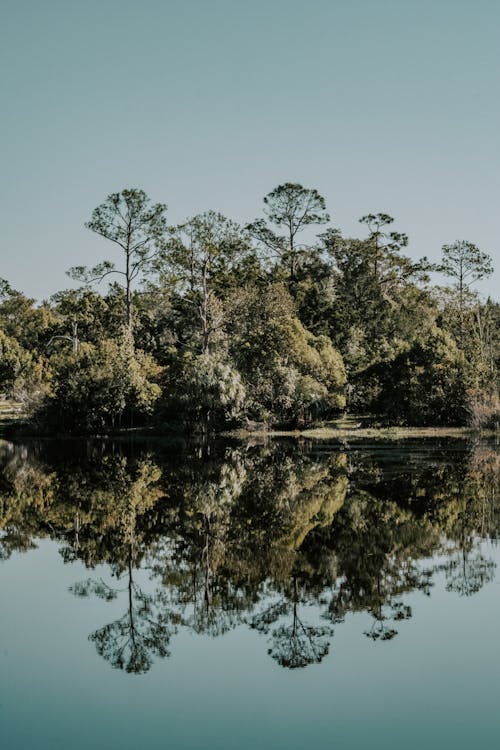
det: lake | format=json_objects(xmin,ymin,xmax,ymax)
[{"xmin": 1, "ymin": 436, "xmax": 499, "ymax": 749}]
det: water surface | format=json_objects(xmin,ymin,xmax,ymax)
[{"xmin": 1, "ymin": 437, "xmax": 499, "ymax": 749}]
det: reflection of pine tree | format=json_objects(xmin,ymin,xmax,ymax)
[
  {"xmin": 328, "ymin": 563, "xmax": 429, "ymax": 643},
  {"xmin": 250, "ymin": 577, "xmax": 333, "ymax": 669},
  {"xmin": 442, "ymin": 547, "xmax": 495, "ymax": 597},
  {"xmin": 65, "ymin": 453, "xmax": 174, "ymax": 673},
  {"xmin": 364, "ymin": 600, "xmax": 412, "ymax": 642},
  {"xmin": 150, "ymin": 534, "xmax": 252, "ymax": 639},
  {"xmin": 80, "ymin": 551, "xmax": 175, "ymax": 674}
]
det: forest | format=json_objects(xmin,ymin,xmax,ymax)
[{"xmin": 0, "ymin": 184, "xmax": 498, "ymax": 434}]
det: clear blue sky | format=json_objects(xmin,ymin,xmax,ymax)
[{"xmin": 1, "ymin": 0, "xmax": 498, "ymax": 300}]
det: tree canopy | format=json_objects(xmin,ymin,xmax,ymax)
[{"xmin": 0, "ymin": 184, "xmax": 498, "ymax": 433}]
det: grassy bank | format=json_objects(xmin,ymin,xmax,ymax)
[
  {"xmin": 0, "ymin": 400, "xmax": 26, "ymax": 433},
  {"xmin": 228, "ymin": 416, "xmax": 499, "ymax": 441},
  {"xmin": 228, "ymin": 427, "xmax": 496, "ymax": 440}
]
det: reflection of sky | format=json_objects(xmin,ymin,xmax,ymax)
[
  {"xmin": 1, "ymin": 538, "xmax": 499, "ymax": 750},
  {"xmin": 2, "ymin": 0, "xmax": 499, "ymax": 302}
]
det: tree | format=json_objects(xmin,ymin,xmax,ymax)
[
  {"xmin": 69, "ymin": 189, "xmax": 168, "ymax": 329},
  {"xmin": 439, "ymin": 240, "xmax": 493, "ymax": 313},
  {"xmin": 159, "ymin": 211, "xmax": 250, "ymax": 354},
  {"xmin": 228, "ymin": 284, "xmax": 346, "ymax": 424},
  {"xmin": 359, "ymin": 213, "xmax": 408, "ymax": 263},
  {"xmin": 358, "ymin": 213, "xmax": 431, "ymax": 289},
  {"xmin": 40, "ymin": 327, "xmax": 162, "ymax": 433},
  {"xmin": 436, "ymin": 242, "xmax": 496, "ymax": 418},
  {"xmin": 323, "ymin": 233, "xmax": 392, "ymax": 362},
  {"xmin": 247, "ymin": 183, "xmax": 330, "ymax": 280},
  {"xmin": 0, "ymin": 278, "xmax": 55, "ymax": 352},
  {"xmin": 170, "ymin": 351, "xmax": 246, "ymax": 432},
  {"xmin": 437, "ymin": 288, "xmax": 500, "ymax": 408},
  {"xmin": 359, "ymin": 327, "xmax": 470, "ymax": 425},
  {"xmin": 321, "ymin": 226, "xmax": 436, "ymax": 382},
  {"xmin": 0, "ymin": 330, "xmax": 32, "ymax": 394},
  {"xmin": 49, "ymin": 288, "xmax": 110, "ymax": 348},
  {"xmin": 0, "ymin": 329, "xmax": 49, "ymax": 407}
]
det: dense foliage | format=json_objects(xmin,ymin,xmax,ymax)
[{"xmin": 0, "ymin": 185, "xmax": 498, "ymax": 433}]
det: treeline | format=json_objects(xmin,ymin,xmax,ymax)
[{"xmin": 1, "ymin": 184, "xmax": 499, "ymax": 433}]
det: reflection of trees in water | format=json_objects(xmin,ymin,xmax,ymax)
[
  {"xmin": 71, "ymin": 557, "xmax": 176, "ymax": 674},
  {"xmin": 73, "ymin": 552, "xmax": 176, "ymax": 675},
  {"xmin": 0, "ymin": 440, "xmax": 56, "ymax": 559},
  {"xmin": 363, "ymin": 601, "xmax": 413, "ymax": 642},
  {"xmin": 62, "ymin": 454, "xmax": 177, "ymax": 673},
  {"xmin": 442, "ymin": 547, "xmax": 496, "ymax": 597},
  {"xmin": 432, "ymin": 447, "xmax": 500, "ymax": 597},
  {"xmin": 322, "ymin": 490, "xmax": 436, "ymax": 642},
  {"xmin": 251, "ymin": 577, "xmax": 334, "ymax": 668},
  {"xmin": 147, "ymin": 451, "xmax": 252, "ymax": 637},
  {"xmin": 1, "ymin": 438, "xmax": 499, "ymax": 672}
]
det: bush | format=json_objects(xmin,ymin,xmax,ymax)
[
  {"xmin": 358, "ymin": 328, "xmax": 470, "ymax": 425},
  {"xmin": 161, "ymin": 351, "xmax": 245, "ymax": 432},
  {"xmin": 38, "ymin": 328, "xmax": 161, "ymax": 433},
  {"xmin": 467, "ymin": 390, "xmax": 500, "ymax": 429}
]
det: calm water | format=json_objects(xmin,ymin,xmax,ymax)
[{"xmin": 1, "ymin": 436, "xmax": 499, "ymax": 749}]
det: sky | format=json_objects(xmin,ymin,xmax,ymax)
[{"xmin": 1, "ymin": 0, "xmax": 499, "ymax": 301}]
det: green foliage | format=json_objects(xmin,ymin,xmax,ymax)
[
  {"xmin": 0, "ymin": 329, "xmax": 50, "ymax": 406},
  {"xmin": 439, "ymin": 240, "xmax": 493, "ymax": 304},
  {"xmin": 163, "ymin": 351, "xmax": 246, "ymax": 431},
  {"xmin": 247, "ymin": 183, "xmax": 329, "ymax": 280},
  {"xmin": 68, "ymin": 189, "xmax": 168, "ymax": 328},
  {"xmin": 435, "ymin": 290, "xmax": 500, "ymax": 425},
  {"xmin": 155, "ymin": 210, "xmax": 251, "ymax": 354},
  {"xmin": 229, "ymin": 285, "xmax": 346, "ymax": 424},
  {"xmin": 0, "ymin": 279, "xmax": 56, "ymax": 352},
  {"xmin": 49, "ymin": 288, "xmax": 112, "ymax": 347},
  {"xmin": 0, "ymin": 330, "xmax": 32, "ymax": 393},
  {"xmin": 359, "ymin": 328, "xmax": 470, "ymax": 425},
  {"xmin": 40, "ymin": 327, "xmax": 161, "ymax": 433},
  {"xmin": 322, "ymin": 227, "xmax": 435, "ymax": 373}
]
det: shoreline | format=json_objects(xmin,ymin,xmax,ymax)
[
  {"xmin": 1, "ymin": 412, "xmax": 498, "ymax": 443},
  {"xmin": 226, "ymin": 426, "xmax": 499, "ymax": 441}
]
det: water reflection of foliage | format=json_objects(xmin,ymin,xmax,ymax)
[
  {"xmin": 0, "ymin": 440, "xmax": 56, "ymax": 558},
  {"xmin": 1, "ymin": 439, "xmax": 499, "ymax": 673}
]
